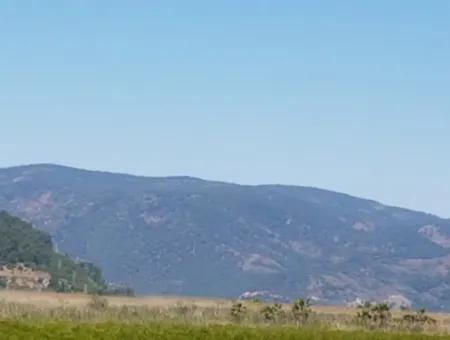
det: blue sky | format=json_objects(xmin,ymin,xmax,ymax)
[{"xmin": 1, "ymin": 1, "xmax": 449, "ymax": 217}]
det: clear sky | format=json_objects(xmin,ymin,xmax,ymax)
[{"xmin": 1, "ymin": 1, "xmax": 449, "ymax": 217}]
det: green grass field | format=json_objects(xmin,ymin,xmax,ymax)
[{"xmin": 0, "ymin": 321, "xmax": 449, "ymax": 340}]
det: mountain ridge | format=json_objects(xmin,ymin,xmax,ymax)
[
  {"xmin": 3, "ymin": 163, "xmax": 438, "ymax": 218},
  {"xmin": 0, "ymin": 164, "xmax": 449, "ymax": 310}
]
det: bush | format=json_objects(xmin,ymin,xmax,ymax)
[
  {"xmin": 230, "ymin": 302, "xmax": 247, "ymax": 323},
  {"xmin": 54, "ymin": 278, "xmax": 73, "ymax": 293},
  {"xmin": 402, "ymin": 308, "xmax": 437, "ymax": 330},
  {"xmin": 292, "ymin": 298, "xmax": 312, "ymax": 324},
  {"xmin": 356, "ymin": 302, "xmax": 391, "ymax": 328},
  {"xmin": 260, "ymin": 303, "xmax": 284, "ymax": 323}
]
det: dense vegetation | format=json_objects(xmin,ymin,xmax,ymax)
[{"xmin": 0, "ymin": 211, "xmax": 106, "ymax": 293}]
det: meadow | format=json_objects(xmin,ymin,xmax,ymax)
[
  {"xmin": 1, "ymin": 322, "xmax": 450, "ymax": 340},
  {"xmin": 0, "ymin": 290, "xmax": 449, "ymax": 339}
]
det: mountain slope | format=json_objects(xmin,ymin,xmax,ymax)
[
  {"xmin": 0, "ymin": 210, "xmax": 106, "ymax": 293},
  {"xmin": 0, "ymin": 164, "xmax": 449, "ymax": 310}
]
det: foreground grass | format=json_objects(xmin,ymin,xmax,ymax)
[
  {"xmin": 0, "ymin": 321, "xmax": 449, "ymax": 340},
  {"xmin": 0, "ymin": 293, "xmax": 449, "ymax": 339}
]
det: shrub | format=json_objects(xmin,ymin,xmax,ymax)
[
  {"xmin": 402, "ymin": 308, "xmax": 437, "ymax": 330},
  {"xmin": 292, "ymin": 298, "xmax": 312, "ymax": 324},
  {"xmin": 260, "ymin": 303, "xmax": 284, "ymax": 323},
  {"xmin": 371, "ymin": 303, "xmax": 391, "ymax": 327},
  {"xmin": 356, "ymin": 302, "xmax": 392, "ymax": 329},
  {"xmin": 230, "ymin": 302, "xmax": 247, "ymax": 323}
]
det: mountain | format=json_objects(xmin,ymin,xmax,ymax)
[
  {"xmin": 0, "ymin": 164, "xmax": 449, "ymax": 310},
  {"xmin": 0, "ymin": 210, "xmax": 106, "ymax": 293}
]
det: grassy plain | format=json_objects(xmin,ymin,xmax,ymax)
[
  {"xmin": 1, "ymin": 321, "xmax": 450, "ymax": 340},
  {"xmin": 0, "ymin": 290, "xmax": 449, "ymax": 339}
]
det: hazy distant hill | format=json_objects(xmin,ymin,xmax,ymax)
[{"xmin": 0, "ymin": 164, "xmax": 449, "ymax": 310}]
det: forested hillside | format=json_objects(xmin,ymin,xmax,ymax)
[{"xmin": 0, "ymin": 211, "xmax": 106, "ymax": 293}]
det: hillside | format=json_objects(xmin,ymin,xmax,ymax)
[
  {"xmin": 0, "ymin": 164, "xmax": 449, "ymax": 310},
  {"xmin": 0, "ymin": 211, "xmax": 106, "ymax": 293}
]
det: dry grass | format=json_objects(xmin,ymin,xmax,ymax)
[
  {"xmin": 0, "ymin": 290, "xmax": 230, "ymax": 308},
  {"xmin": 0, "ymin": 290, "xmax": 449, "ymax": 334}
]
